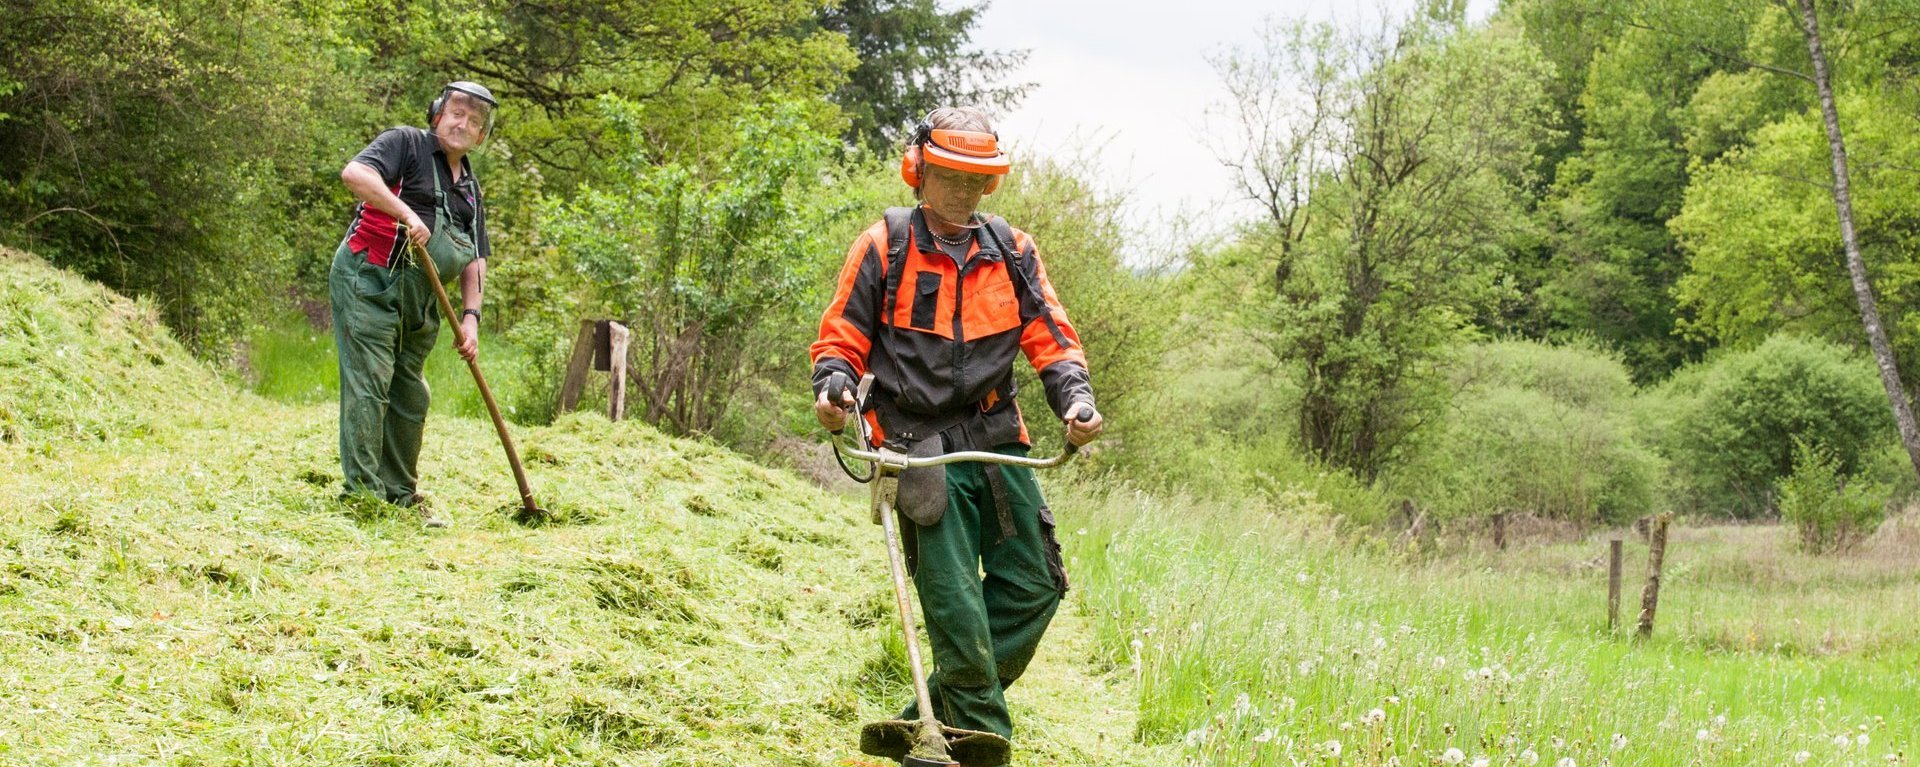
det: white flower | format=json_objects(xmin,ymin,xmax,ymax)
[
  {"xmin": 1433, "ymin": 655, "xmax": 1448, "ymax": 669},
  {"xmin": 1714, "ymin": 714, "xmax": 1728, "ymax": 727},
  {"xmin": 1323, "ymin": 739, "xmax": 1343, "ymax": 758},
  {"xmin": 1478, "ymin": 666, "xmax": 1494, "ymax": 680},
  {"xmin": 1612, "ymin": 733, "xmax": 1627, "ymax": 751},
  {"xmin": 1232, "ymin": 693, "xmax": 1251, "ymax": 716},
  {"xmin": 1519, "ymin": 748, "xmax": 1540, "ymax": 766},
  {"xmin": 1441, "ymin": 748, "xmax": 1466, "ymax": 765},
  {"xmin": 1253, "ymin": 729, "xmax": 1276, "ymax": 743},
  {"xmin": 1696, "ymin": 729, "xmax": 1712, "ymax": 743},
  {"xmin": 1472, "ymin": 758, "xmax": 1491, "ymax": 767},
  {"xmin": 1297, "ymin": 659, "xmax": 1316, "ymax": 676},
  {"xmin": 1280, "ymin": 696, "xmax": 1297, "ymax": 711},
  {"xmin": 1387, "ymin": 758, "xmax": 1402, "ymax": 767},
  {"xmin": 1556, "ymin": 759, "xmax": 1577, "ymax": 767},
  {"xmin": 1296, "ymin": 572, "xmax": 1310, "ymax": 584},
  {"xmin": 1836, "ymin": 734, "xmax": 1854, "ymax": 750},
  {"xmin": 1856, "ymin": 733, "xmax": 1870, "ymax": 747},
  {"xmin": 1363, "ymin": 708, "xmax": 1386, "ymax": 726},
  {"xmin": 1386, "ymin": 695, "xmax": 1402, "ymax": 706},
  {"xmin": 1374, "ymin": 636, "xmax": 1387, "ymax": 651},
  {"xmin": 1794, "ymin": 751, "xmax": 1811, "ymax": 764},
  {"xmin": 1551, "ymin": 736, "xmax": 1566, "ymax": 749},
  {"xmin": 1183, "ymin": 728, "xmax": 1207, "ymax": 748}
]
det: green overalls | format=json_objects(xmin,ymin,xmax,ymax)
[
  {"xmin": 329, "ymin": 161, "xmax": 478, "ymax": 505},
  {"xmin": 898, "ymin": 442, "xmax": 1069, "ymax": 748}
]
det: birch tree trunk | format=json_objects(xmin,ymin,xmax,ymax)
[{"xmin": 1794, "ymin": 0, "xmax": 1920, "ymax": 484}]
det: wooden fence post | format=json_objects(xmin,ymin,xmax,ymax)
[
  {"xmin": 556, "ymin": 319, "xmax": 596, "ymax": 415},
  {"xmin": 1636, "ymin": 513, "xmax": 1673, "ymax": 639},
  {"xmin": 1493, "ymin": 512, "xmax": 1509, "ymax": 551},
  {"xmin": 606, "ymin": 321, "xmax": 630, "ymax": 422},
  {"xmin": 1607, "ymin": 538, "xmax": 1623, "ymax": 632}
]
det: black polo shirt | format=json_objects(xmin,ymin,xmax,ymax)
[{"xmin": 343, "ymin": 126, "xmax": 490, "ymax": 265}]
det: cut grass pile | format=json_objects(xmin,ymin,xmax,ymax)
[{"xmin": 0, "ymin": 247, "xmax": 1173, "ymax": 766}]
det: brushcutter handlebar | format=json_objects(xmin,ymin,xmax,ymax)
[{"xmin": 833, "ymin": 437, "xmax": 1080, "ymax": 471}]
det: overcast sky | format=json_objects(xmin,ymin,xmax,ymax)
[{"xmin": 969, "ymin": 0, "xmax": 1499, "ymax": 245}]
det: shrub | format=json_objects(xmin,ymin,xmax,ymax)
[
  {"xmin": 1644, "ymin": 334, "xmax": 1892, "ymax": 518},
  {"xmin": 1390, "ymin": 339, "xmax": 1663, "ymax": 525},
  {"xmin": 1778, "ymin": 438, "xmax": 1887, "ymax": 553}
]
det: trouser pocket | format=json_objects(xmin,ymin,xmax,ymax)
[{"xmin": 1037, "ymin": 503, "xmax": 1069, "ymax": 594}]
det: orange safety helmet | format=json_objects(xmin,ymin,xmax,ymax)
[{"xmin": 899, "ymin": 117, "xmax": 1012, "ymax": 194}]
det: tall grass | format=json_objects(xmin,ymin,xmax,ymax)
[
  {"xmin": 1058, "ymin": 482, "xmax": 1918, "ymax": 766},
  {"xmin": 244, "ymin": 313, "xmax": 548, "ymax": 424}
]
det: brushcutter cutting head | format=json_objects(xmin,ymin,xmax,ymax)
[{"xmin": 860, "ymin": 719, "xmax": 1010, "ymax": 767}]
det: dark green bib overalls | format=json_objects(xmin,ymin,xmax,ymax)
[{"xmin": 329, "ymin": 161, "xmax": 477, "ymax": 504}]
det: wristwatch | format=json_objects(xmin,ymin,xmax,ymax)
[{"xmin": 461, "ymin": 309, "xmax": 481, "ymax": 322}]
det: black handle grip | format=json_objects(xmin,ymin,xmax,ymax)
[{"xmin": 1075, "ymin": 408, "xmax": 1096, "ymax": 423}]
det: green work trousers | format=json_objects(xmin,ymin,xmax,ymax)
[
  {"xmin": 899, "ymin": 444, "xmax": 1069, "ymax": 746},
  {"xmin": 329, "ymin": 241, "xmax": 440, "ymax": 504}
]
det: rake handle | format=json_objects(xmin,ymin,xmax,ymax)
[{"xmin": 404, "ymin": 235, "xmax": 539, "ymax": 513}]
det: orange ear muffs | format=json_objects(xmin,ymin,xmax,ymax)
[{"xmin": 901, "ymin": 123, "xmax": 1011, "ymax": 194}]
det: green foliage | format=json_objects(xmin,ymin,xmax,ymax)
[
  {"xmin": 1778, "ymin": 437, "xmax": 1887, "ymax": 553},
  {"xmin": 0, "ymin": 0, "xmax": 366, "ymax": 354},
  {"xmin": 1644, "ymin": 334, "xmax": 1893, "ymax": 518},
  {"xmin": 814, "ymin": 0, "xmax": 1031, "ymax": 151},
  {"xmin": 1390, "ymin": 340, "xmax": 1662, "ymax": 524},
  {"xmin": 418, "ymin": 0, "xmax": 855, "ymax": 181},
  {"xmin": 540, "ymin": 101, "xmax": 843, "ymax": 436},
  {"xmin": 1218, "ymin": 10, "xmax": 1555, "ymax": 478},
  {"xmin": 1671, "ymin": 86, "xmax": 1920, "ymax": 383}
]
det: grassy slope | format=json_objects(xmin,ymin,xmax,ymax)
[{"xmin": 0, "ymin": 248, "xmax": 1176, "ymax": 766}]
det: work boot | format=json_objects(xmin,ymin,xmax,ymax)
[{"xmin": 408, "ymin": 491, "xmax": 450, "ymax": 528}]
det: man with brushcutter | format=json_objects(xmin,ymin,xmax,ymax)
[
  {"xmin": 811, "ymin": 106, "xmax": 1104, "ymax": 764},
  {"xmin": 331, "ymin": 81, "xmax": 497, "ymax": 527}
]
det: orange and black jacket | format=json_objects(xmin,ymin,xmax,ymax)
[{"xmin": 811, "ymin": 207, "xmax": 1094, "ymax": 449}]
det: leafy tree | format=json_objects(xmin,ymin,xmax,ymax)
[
  {"xmin": 813, "ymin": 0, "xmax": 1031, "ymax": 152},
  {"xmin": 0, "ymin": 0, "xmax": 364, "ymax": 353},
  {"xmin": 538, "ymin": 101, "xmax": 840, "ymax": 436},
  {"xmin": 1214, "ymin": 5, "xmax": 1554, "ymax": 478},
  {"xmin": 1527, "ymin": 9, "xmax": 1750, "ymax": 379},
  {"xmin": 1665, "ymin": 0, "xmax": 1920, "ymax": 484}
]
